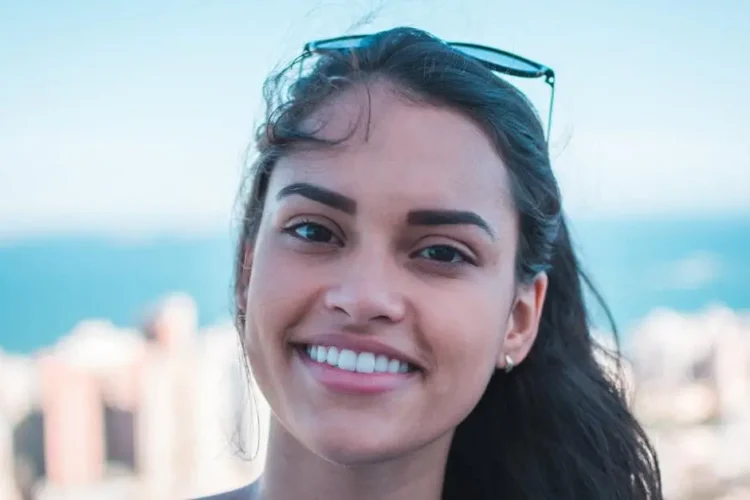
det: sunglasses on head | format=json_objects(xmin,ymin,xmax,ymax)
[{"xmin": 303, "ymin": 34, "xmax": 556, "ymax": 141}]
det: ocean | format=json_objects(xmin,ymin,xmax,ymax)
[{"xmin": 1, "ymin": 217, "xmax": 748, "ymax": 355}]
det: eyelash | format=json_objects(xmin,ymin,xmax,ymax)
[{"xmin": 283, "ymin": 220, "xmax": 477, "ymax": 266}]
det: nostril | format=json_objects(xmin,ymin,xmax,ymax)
[{"xmin": 323, "ymin": 282, "xmax": 406, "ymax": 324}]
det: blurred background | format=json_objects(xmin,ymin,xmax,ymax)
[{"xmin": 1, "ymin": 1, "xmax": 749, "ymax": 498}]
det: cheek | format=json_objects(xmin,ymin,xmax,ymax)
[
  {"xmin": 242, "ymin": 236, "xmax": 309, "ymax": 379},
  {"xmin": 243, "ymin": 235, "xmax": 326, "ymax": 419},
  {"xmin": 245, "ymin": 237, "xmax": 313, "ymax": 347},
  {"xmin": 420, "ymin": 279, "xmax": 513, "ymax": 397}
]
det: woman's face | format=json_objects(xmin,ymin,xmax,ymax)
[{"xmin": 243, "ymin": 83, "xmax": 543, "ymax": 465}]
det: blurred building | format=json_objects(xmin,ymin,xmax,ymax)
[
  {"xmin": 629, "ymin": 306, "xmax": 750, "ymax": 499},
  {"xmin": 2, "ymin": 294, "xmax": 263, "ymax": 500},
  {"xmin": 1, "ymin": 296, "xmax": 748, "ymax": 499}
]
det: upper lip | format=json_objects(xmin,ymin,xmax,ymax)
[{"xmin": 293, "ymin": 333, "xmax": 425, "ymax": 371}]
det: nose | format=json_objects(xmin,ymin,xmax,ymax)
[{"xmin": 323, "ymin": 256, "xmax": 406, "ymax": 325}]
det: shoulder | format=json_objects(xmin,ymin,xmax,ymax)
[{"xmin": 190, "ymin": 482, "xmax": 258, "ymax": 500}]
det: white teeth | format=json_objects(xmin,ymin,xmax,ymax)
[
  {"xmin": 306, "ymin": 345, "xmax": 413, "ymax": 374},
  {"xmin": 355, "ymin": 352, "xmax": 376, "ymax": 373},
  {"xmin": 387, "ymin": 359, "xmax": 401, "ymax": 373},
  {"xmin": 326, "ymin": 346, "xmax": 339, "ymax": 366},
  {"xmin": 374, "ymin": 355, "xmax": 390, "ymax": 373},
  {"xmin": 337, "ymin": 349, "xmax": 357, "ymax": 371}
]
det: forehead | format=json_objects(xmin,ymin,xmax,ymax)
[{"xmin": 270, "ymin": 84, "xmax": 515, "ymax": 216}]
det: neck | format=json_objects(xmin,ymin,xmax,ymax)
[{"xmin": 257, "ymin": 417, "xmax": 452, "ymax": 500}]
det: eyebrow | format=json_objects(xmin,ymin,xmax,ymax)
[
  {"xmin": 276, "ymin": 182, "xmax": 357, "ymax": 214},
  {"xmin": 276, "ymin": 182, "xmax": 494, "ymax": 238},
  {"xmin": 407, "ymin": 210, "xmax": 495, "ymax": 238}
]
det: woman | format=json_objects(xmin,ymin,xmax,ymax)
[{"xmin": 204, "ymin": 26, "xmax": 662, "ymax": 499}]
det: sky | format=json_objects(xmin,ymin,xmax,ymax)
[{"xmin": 1, "ymin": 0, "xmax": 748, "ymax": 240}]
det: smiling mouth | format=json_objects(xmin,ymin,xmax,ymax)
[
  {"xmin": 296, "ymin": 344, "xmax": 419, "ymax": 374},
  {"xmin": 294, "ymin": 344, "xmax": 419, "ymax": 395}
]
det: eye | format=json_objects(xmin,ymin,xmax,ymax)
[
  {"xmin": 284, "ymin": 221, "xmax": 340, "ymax": 245},
  {"xmin": 415, "ymin": 244, "xmax": 473, "ymax": 265}
]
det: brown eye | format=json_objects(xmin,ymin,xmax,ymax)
[
  {"xmin": 415, "ymin": 245, "xmax": 473, "ymax": 265},
  {"xmin": 286, "ymin": 222, "xmax": 339, "ymax": 245}
]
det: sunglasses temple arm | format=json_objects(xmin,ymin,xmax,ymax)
[{"xmin": 545, "ymin": 74, "xmax": 555, "ymax": 142}]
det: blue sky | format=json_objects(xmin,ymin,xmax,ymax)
[{"xmin": 1, "ymin": 0, "xmax": 748, "ymax": 239}]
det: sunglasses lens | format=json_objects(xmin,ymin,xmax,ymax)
[
  {"xmin": 312, "ymin": 39, "xmax": 542, "ymax": 77},
  {"xmin": 452, "ymin": 45, "xmax": 541, "ymax": 75},
  {"xmin": 313, "ymin": 38, "xmax": 367, "ymax": 51}
]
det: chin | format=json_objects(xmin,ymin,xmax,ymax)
[{"xmin": 304, "ymin": 424, "xmax": 413, "ymax": 466}]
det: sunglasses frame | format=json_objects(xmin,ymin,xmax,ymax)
[{"xmin": 303, "ymin": 34, "xmax": 556, "ymax": 140}]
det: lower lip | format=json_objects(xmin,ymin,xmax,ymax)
[{"xmin": 295, "ymin": 349, "xmax": 418, "ymax": 395}]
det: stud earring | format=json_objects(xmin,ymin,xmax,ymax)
[{"xmin": 504, "ymin": 354, "xmax": 515, "ymax": 374}]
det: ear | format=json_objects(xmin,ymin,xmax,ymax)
[
  {"xmin": 235, "ymin": 242, "xmax": 254, "ymax": 319},
  {"xmin": 498, "ymin": 272, "xmax": 548, "ymax": 370}
]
